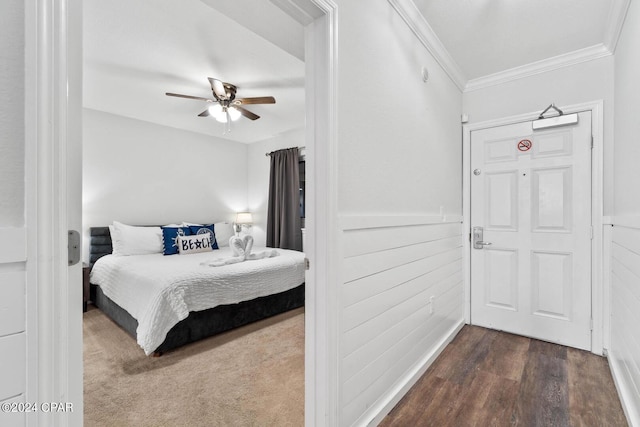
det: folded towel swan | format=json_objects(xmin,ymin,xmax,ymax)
[
  {"xmin": 201, "ymin": 235, "xmax": 279, "ymax": 267},
  {"xmin": 230, "ymin": 235, "xmax": 252, "ymax": 257}
]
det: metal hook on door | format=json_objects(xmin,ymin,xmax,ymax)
[
  {"xmin": 534, "ymin": 103, "xmax": 578, "ymax": 130},
  {"xmin": 538, "ymin": 103, "xmax": 564, "ymax": 119}
]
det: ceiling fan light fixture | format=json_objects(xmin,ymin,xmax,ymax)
[
  {"xmin": 208, "ymin": 104, "xmax": 241, "ymax": 123},
  {"xmin": 227, "ymin": 106, "xmax": 241, "ymax": 122},
  {"xmin": 208, "ymin": 104, "xmax": 224, "ymax": 121},
  {"xmin": 167, "ymin": 77, "xmax": 273, "ymax": 131}
]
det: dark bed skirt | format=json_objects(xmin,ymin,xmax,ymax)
[{"xmin": 90, "ymin": 283, "xmax": 305, "ymax": 355}]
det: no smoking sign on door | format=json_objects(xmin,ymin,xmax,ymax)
[{"xmin": 517, "ymin": 139, "xmax": 532, "ymax": 152}]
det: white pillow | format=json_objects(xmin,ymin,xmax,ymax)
[
  {"xmin": 214, "ymin": 222, "xmax": 235, "ymax": 247},
  {"xmin": 110, "ymin": 221, "xmax": 163, "ymax": 256},
  {"xmin": 177, "ymin": 234, "xmax": 214, "ymax": 255}
]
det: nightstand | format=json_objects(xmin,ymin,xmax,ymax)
[{"xmin": 82, "ymin": 263, "xmax": 90, "ymax": 312}]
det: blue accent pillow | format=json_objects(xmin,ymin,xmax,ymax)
[
  {"xmin": 188, "ymin": 224, "xmax": 219, "ymax": 250},
  {"xmin": 161, "ymin": 226, "xmax": 192, "ymax": 255}
]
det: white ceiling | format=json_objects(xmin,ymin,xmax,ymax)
[
  {"xmin": 412, "ymin": 0, "xmax": 621, "ymax": 82},
  {"xmin": 84, "ymin": 0, "xmax": 305, "ymax": 144},
  {"xmin": 85, "ymin": 0, "xmax": 624, "ymax": 143}
]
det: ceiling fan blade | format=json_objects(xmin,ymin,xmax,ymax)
[
  {"xmin": 166, "ymin": 92, "xmax": 213, "ymax": 102},
  {"xmin": 233, "ymin": 96, "xmax": 276, "ymax": 105},
  {"xmin": 198, "ymin": 109, "xmax": 210, "ymax": 117},
  {"xmin": 234, "ymin": 106, "xmax": 260, "ymax": 120},
  {"xmin": 208, "ymin": 77, "xmax": 228, "ymax": 100}
]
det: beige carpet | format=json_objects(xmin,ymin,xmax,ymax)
[{"xmin": 83, "ymin": 306, "xmax": 304, "ymax": 427}]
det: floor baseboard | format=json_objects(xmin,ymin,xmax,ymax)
[
  {"xmin": 607, "ymin": 350, "xmax": 640, "ymax": 427},
  {"xmin": 362, "ymin": 319, "xmax": 466, "ymax": 427}
]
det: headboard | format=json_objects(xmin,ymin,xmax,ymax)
[{"xmin": 89, "ymin": 227, "xmax": 112, "ymax": 267}]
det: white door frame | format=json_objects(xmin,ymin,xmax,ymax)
[
  {"xmin": 31, "ymin": 0, "xmax": 340, "ymax": 426},
  {"xmin": 462, "ymin": 100, "xmax": 605, "ymax": 355},
  {"xmin": 25, "ymin": 0, "xmax": 84, "ymax": 425},
  {"xmin": 300, "ymin": 1, "xmax": 340, "ymax": 425}
]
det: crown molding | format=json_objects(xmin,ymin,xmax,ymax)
[
  {"xmin": 269, "ymin": 0, "xmax": 322, "ymax": 25},
  {"xmin": 604, "ymin": 0, "xmax": 632, "ymax": 53},
  {"xmin": 387, "ymin": 0, "xmax": 466, "ymax": 92},
  {"xmin": 464, "ymin": 44, "xmax": 612, "ymax": 92},
  {"xmin": 390, "ymin": 0, "xmax": 627, "ymax": 93}
]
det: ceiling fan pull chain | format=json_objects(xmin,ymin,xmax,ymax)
[{"xmin": 224, "ymin": 109, "xmax": 232, "ymax": 134}]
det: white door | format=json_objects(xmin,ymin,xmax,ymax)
[{"xmin": 470, "ymin": 111, "xmax": 592, "ymax": 350}]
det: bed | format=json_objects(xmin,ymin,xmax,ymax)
[{"xmin": 88, "ymin": 225, "xmax": 305, "ymax": 356}]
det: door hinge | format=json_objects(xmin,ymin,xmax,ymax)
[
  {"xmin": 591, "ymin": 135, "xmax": 594, "ymax": 149},
  {"xmin": 590, "ymin": 318, "xmax": 594, "ymax": 331},
  {"xmin": 590, "ymin": 226, "xmax": 594, "ymax": 240},
  {"xmin": 469, "ymin": 232, "xmax": 472, "ymax": 242},
  {"xmin": 304, "ymin": 257, "xmax": 310, "ymax": 270}
]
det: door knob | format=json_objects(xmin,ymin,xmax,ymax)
[{"xmin": 472, "ymin": 227, "xmax": 492, "ymax": 249}]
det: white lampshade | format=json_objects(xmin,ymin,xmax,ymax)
[
  {"xmin": 235, "ymin": 212, "xmax": 253, "ymax": 224},
  {"xmin": 208, "ymin": 103, "xmax": 223, "ymax": 120},
  {"xmin": 227, "ymin": 107, "xmax": 241, "ymax": 121},
  {"xmin": 208, "ymin": 104, "xmax": 241, "ymax": 123}
]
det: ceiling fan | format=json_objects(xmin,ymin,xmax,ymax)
[{"xmin": 166, "ymin": 77, "xmax": 276, "ymax": 127}]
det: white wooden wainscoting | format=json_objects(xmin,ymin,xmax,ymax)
[
  {"xmin": 608, "ymin": 216, "xmax": 640, "ymax": 426},
  {"xmin": 0, "ymin": 228, "xmax": 27, "ymax": 425},
  {"xmin": 338, "ymin": 216, "xmax": 465, "ymax": 426}
]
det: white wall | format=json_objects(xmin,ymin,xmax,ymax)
[
  {"xmin": 609, "ymin": 225, "xmax": 640, "ymax": 426},
  {"xmin": 463, "ymin": 56, "xmax": 615, "ymax": 214},
  {"xmin": 609, "ymin": 1, "xmax": 640, "ymax": 424},
  {"xmin": 247, "ymin": 128, "xmax": 305, "ymax": 247},
  {"xmin": 337, "ymin": 5, "xmax": 462, "ymax": 217},
  {"xmin": 0, "ymin": 0, "xmax": 25, "ymax": 226},
  {"xmin": 613, "ymin": 3, "xmax": 640, "ymax": 217},
  {"xmin": 334, "ymin": 1, "xmax": 464, "ymax": 425},
  {"xmin": 83, "ymin": 109, "xmax": 248, "ymax": 259},
  {"xmin": 0, "ymin": 2, "xmax": 28, "ymax": 425}
]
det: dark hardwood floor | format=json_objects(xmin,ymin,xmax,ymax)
[{"xmin": 380, "ymin": 325, "xmax": 628, "ymax": 427}]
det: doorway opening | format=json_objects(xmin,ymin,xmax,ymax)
[
  {"xmin": 80, "ymin": 0, "xmax": 329, "ymax": 424},
  {"xmin": 29, "ymin": 0, "xmax": 335, "ymax": 423}
]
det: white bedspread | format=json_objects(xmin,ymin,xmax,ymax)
[{"xmin": 90, "ymin": 247, "xmax": 305, "ymax": 355}]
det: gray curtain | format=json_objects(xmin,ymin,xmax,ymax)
[{"xmin": 267, "ymin": 148, "xmax": 302, "ymax": 251}]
